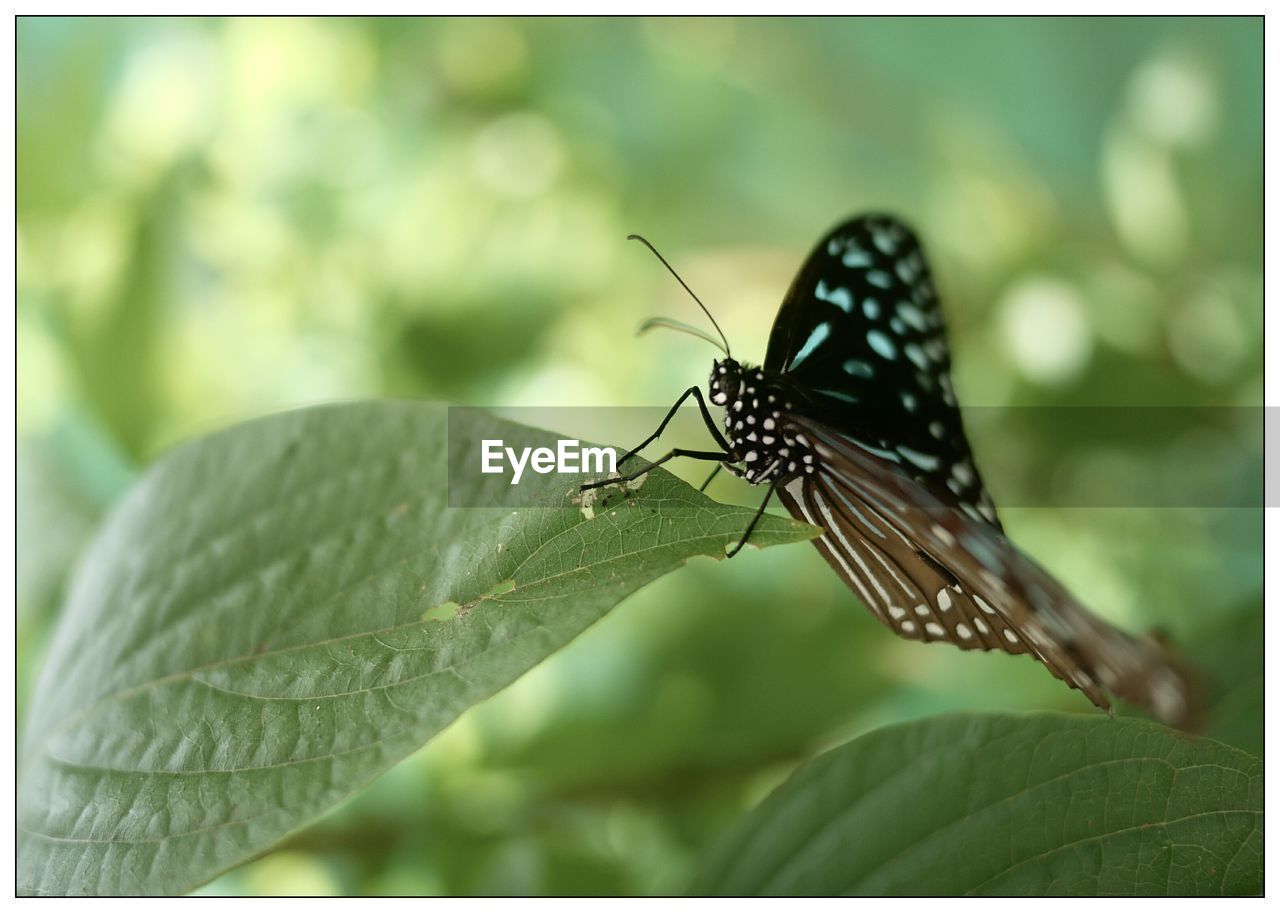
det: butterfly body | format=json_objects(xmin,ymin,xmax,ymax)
[{"xmin": 708, "ymin": 359, "xmax": 817, "ymax": 485}]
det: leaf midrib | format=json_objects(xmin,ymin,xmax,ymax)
[
  {"xmin": 961, "ymin": 808, "xmax": 1261, "ymax": 896},
  {"xmin": 751, "ymin": 724, "xmax": 1253, "ymax": 895},
  {"xmin": 25, "ymin": 513, "xmax": 773, "ymax": 775}
]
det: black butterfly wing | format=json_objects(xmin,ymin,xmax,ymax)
[
  {"xmin": 776, "ymin": 415, "xmax": 1200, "ymax": 729},
  {"xmin": 764, "ymin": 214, "xmax": 999, "ymax": 529},
  {"xmin": 765, "ymin": 214, "xmax": 1199, "ymax": 727}
]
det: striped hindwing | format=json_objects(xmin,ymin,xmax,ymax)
[
  {"xmin": 777, "ymin": 414, "xmax": 1200, "ymax": 729},
  {"xmin": 764, "ymin": 214, "xmax": 999, "ymax": 530}
]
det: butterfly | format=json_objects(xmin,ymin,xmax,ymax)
[{"xmin": 583, "ymin": 214, "xmax": 1201, "ymax": 730}]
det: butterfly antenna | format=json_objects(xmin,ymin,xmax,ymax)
[
  {"xmin": 628, "ymin": 233, "xmax": 732, "ymax": 358},
  {"xmin": 637, "ymin": 316, "xmax": 728, "ymax": 354}
]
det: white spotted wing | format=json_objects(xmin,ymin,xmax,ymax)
[
  {"xmin": 765, "ymin": 215, "xmax": 1199, "ymax": 728},
  {"xmin": 764, "ymin": 214, "xmax": 998, "ymax": 528},
  {"xmin": 777, "ymin": 416, "xmax": 1199, "ymax": 728}
]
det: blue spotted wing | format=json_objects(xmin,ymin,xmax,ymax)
[
  {"xmin": 765, "ymin": 215, "xmax": 999, "ymax": 529},
  {"xmin": 767, "ymin": 215, "xmax": 1198, "ymax": 727}
]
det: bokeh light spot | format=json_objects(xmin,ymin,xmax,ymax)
[
  {"xmin": 1168, "ymin": 286, "xmax": 1246, "ymax": 384},
  {"xmin": 1102, "ymin": 125, "xmax": 1189, "ymax": 267},
  {"xmin": 471, "ymin": 112, "xmax": 565, "ymax": 198},
  {"xmin": 437, "ymin": 19, "xmax": 529, "ymax": 97},
  {"xmin": 101, "ymin": 29, "xmax": 217, "ymax": 181},
  {"xmin": 238, "ymin": 851, "xmax": 343, "ymax": 896},
  {"xmin": 1127, "ymin": 50, "xmax": 1218, "ymax": 148},
  {"xmin": 997, "ymin": 277, "xmax": 1092, "ymax": 386}
]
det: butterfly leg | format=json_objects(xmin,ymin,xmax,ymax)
[
  {"xmin": 697, "ymin": 451, "xmax": 764, "ymax": 491},
  {"xmin": 579, "ymin": 449, "xmax": 729, "ymax": 492},
  {"xmin": 617, "ymin": 386, "xmax": 731, "ymax": 466},
  {"xmin": 725, "ymin": 474, "xmax": 783, "ymax": 558}
]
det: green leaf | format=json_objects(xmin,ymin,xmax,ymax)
[
  {"xmin": 689, "ymin": 713, "xmax": 1262, "ymax": 896},
  {"xmin": 17, "ymin": 401, "xmax": 816, "ymax": 896},
  {"xmin": 1191, "ymin": 605, "xmax": 1264, "ymax": 759}
]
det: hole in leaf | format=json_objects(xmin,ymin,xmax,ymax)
[
  {"xmin": 482, "ymin": 578, "xmax": 516, "ymax": 598},
  {"xmin": 421, "ymin": 601, "xmax": 459, "ymax": 622}
]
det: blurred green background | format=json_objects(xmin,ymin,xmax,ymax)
[{"xmin": 17, "ymin": 16, "xmax": 1262, "ymax": 896}]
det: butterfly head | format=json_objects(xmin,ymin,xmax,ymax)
[{"xmin": 708, "ymin": 358, "xmax": 744, "ymax": 407}]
